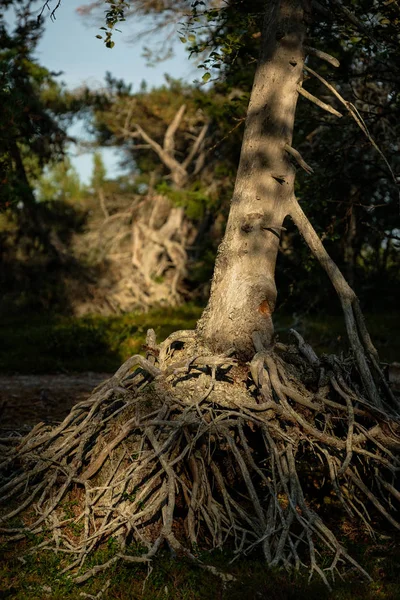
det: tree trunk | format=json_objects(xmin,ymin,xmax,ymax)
[{"xmin": 197, "ymin": 0, "xmax": 306, "ymax": 359}]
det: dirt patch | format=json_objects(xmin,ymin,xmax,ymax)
[{"xmin": 0, "ymin": 373, "xmax": 111, "ymax": 430}]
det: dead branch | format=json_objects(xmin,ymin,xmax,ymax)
[
  {"xmin": 133, "ymin": 123, "xmax": 187, "ymax": 187},
  {"xmin": 304, "ymin": 46, "xmax": 340, "ymax": 67},
  {"xmin": 284, "ymin": 144, "xmax": 314, "ymax": 174},
  {"xmin": 182, "ymin": 122, "xmax": 209, "ymax": 170},
  {"xmin": 164, "ymin": 104, "xmax": 186, "ymax": 155},
  {"xmin": 297, "ymin": 85, "xmax": 343, "ymax": 117},
  {"xmin": 288, "ymin": 197, "xmax": 394, "ymax": 411},
  {"xmin": 303, "ymin": 65, "xmax": 398, "ymax": 191}
]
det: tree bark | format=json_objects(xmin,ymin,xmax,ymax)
[{"xmin": 197, "ymin": 0, "xmax": 306, "ymax": 359}]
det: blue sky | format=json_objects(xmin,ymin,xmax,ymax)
[{"xmin": 34, "ymin": 0, "xmax": 195, "ymax": 183}]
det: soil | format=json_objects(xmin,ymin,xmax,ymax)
[{"xmin": 0, "ymin": 373, "xmax": 111, "ymax": 431}]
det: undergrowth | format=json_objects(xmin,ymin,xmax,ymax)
[
  {"xmin": 0, "ymin": 304, "xmax": 203, "ymax": 374},
  {"xmin": 0, "ymin": 307, "xmax": 398, "ymax": 375},
  {"xmin": 1, "ymin": 537, "xmax": 399, "ymax": 599}
]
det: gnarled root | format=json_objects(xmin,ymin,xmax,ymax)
[{"xmin": 0, "ymin": 330, "xmax": 399, "ymax": 590}]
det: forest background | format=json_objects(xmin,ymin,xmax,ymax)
[{"xmin": 0, "ymin": 0, "xmax": 399, "ymax": 374}]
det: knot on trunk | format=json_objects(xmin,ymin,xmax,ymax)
[{"xmin": 258, "ymin": 299, "xmax": 271, "ymax": 316}]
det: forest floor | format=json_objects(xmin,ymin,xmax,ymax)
[{"xmin": 0, "ymin": 372, "xmax": 110, "ymax": 430}]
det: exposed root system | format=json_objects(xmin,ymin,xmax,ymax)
[{"xmin": 1, "ymin": 329, "xmax": 399, "ymax": 590}]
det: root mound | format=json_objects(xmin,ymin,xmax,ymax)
[{"xmin": 1, "ymin": 329, "xmax": 399, "ymax": 589}]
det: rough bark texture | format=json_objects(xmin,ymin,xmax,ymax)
[{"xmin": 197, "ymin": 0, "xmax": 306, "ymax": 359}]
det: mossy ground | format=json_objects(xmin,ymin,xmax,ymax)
[
  {"xmin": 0, "ymin": 305, "xmax": 203, "ymax": 374},
  {"xmin": 1, "ymin": 536, "xmax": 400, "ymax": 599},
  {"xmin": 0, "ymin": 306, "xmax": 398, "ymax": 374}
]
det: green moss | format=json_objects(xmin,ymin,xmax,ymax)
[
  {"xmin": 0, "ymin": 304, "xmax": 203, "ymax": 374},
  {"xmin": 1, "ymin": 540, "xmax": 400, "ymax": 599},
  {"xmin": 0, "ymin": 305, "xmax": 397, "ymax": 374}
]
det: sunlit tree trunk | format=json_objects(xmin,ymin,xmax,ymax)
[{"xmin": 197, "ymin": 0, "xmax": 307, "ymax": 358}]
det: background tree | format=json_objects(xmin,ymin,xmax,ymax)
[
  {"xmin": 0, "ymin": 0, "xmax": 87, "ymax": 314},
  {"xmin": 70, "ymin": 74, "xmax": 244, "ymax": 311}
]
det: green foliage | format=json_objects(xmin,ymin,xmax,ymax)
[
  {"xmin": 90, "ymin": 152, "xmax": 107, "ymax": 190},
  {"xmin": 176, "ymin": 1, "xmax": 264, "ymax": 86},
  {"xmin": 1, "ymin": 536, "xmax": 400, "ymax": 599},
  {"xmin": 0, "ymin": 304, "xmax": 203, "ymax": 374},
  {"xmin": 95, "ymin": 0, "xmax": 128, "ymax": 48},
  {"xmin": 0, "ymin": 6, "xmax": 67, "ymax": 209},
  {"xmin": 35, "ymin": 157, "xmax": 84, "ymax": 203},
  {"xmin": 156, "ymin": 181, "xmax": 213, "ymax": 220}
]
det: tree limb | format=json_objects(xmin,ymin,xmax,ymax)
[
  {"xmin": 163, "ymin": 104, "xmax": 186, "ymax": 155},
  {"xmin": 284, "ymin": 143, "xmax": 314, "ymax": 174},
  {"xmin": 304, "ymin": 45, "xmax": 340, "ymax": 68},
  {"xmin": 297, "ymin": 85, "xmax": 342, "ymax": 117},
  {"xmin": 133, "ymin": 123, "xmax": 187, "ymax": 187},
  {"xmin": 182, "ymin": 122, "xmax": 209, "ymax": 170},
  {"xmin": 304, "ymin": 65, "xmax": 399, "ymax": 193},
  {"xmin": 288, "ymin": 197, "xmax": 384, "ymax": 410}
]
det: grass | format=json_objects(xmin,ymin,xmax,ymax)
[
  {"xmin": 274, "ymin": 310, "xmax": 400, "ymax": 364},
  {"xmin": 0, "ymin": 304, "xmax": 203, "ymax": 374},
  {"xmin": 1, "ymin": 536, "xmax": 400, "ymax": 599},
  {"xmin": 0, "ymin": 304, "xmax": 397, "ymax": 374}
]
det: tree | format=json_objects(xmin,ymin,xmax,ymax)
[
  {"xmin": 36, "ymin": 156, "xmax": 84, "ymax": 202},
  {"xmin": 0, "ymin": 0, "xmax": 69, "ymax": 210},
  {"xmin": 274, "ymin": 0, "xmax": 400, "ymax": 313},
  {"xmin": 195, "ymin": 0, "xmax": 398, "ymax": 400},
  {"xmin": 1, "ymin": 0, "xmax": 399, "ymax": 590},
  {"xmin": 79, "ymin": 0, "xmax": 400, "ymax": 314},
  {"xmin": 90, "ymin": 152, "xmax": 107, "ymax": 191},
  {"xmin": 75, "ymin": 76, "xmax": 238, "ymax": 311},
  {"xmin": 0, "ymin": 0, "xmax": 88, "ymax": 314}
]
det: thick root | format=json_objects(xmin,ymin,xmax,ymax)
[{"xmin": 0, "ymin": 330, "xmax": 399, "ymax": 590}]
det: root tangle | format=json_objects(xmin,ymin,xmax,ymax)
[{"xmin": 1, "ymin": 329, "xmax": 399, "ymax": 590}]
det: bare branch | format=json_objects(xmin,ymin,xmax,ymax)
[
  {"xmin": 297, "ymin": 85, "xmax": 343, "ymax": 118},
  {"xmin": 303, "ymin": 65, "xmax": 350, "ymax": 107},
  {"xmin": 304, "ymin": 66, "xmax": 399, "ymax": 194},
  {"xmin": 98, "ymin": 188, "xmax": 109, "ymax": 220},
  {"xmin": 182, "ymin": 122, "xmax": 209, "ymax": 170},
  {"xmin": 304, "ymin": 46, "xmax": 340, "ymax": 68},
  {"xmin": 284, "ymin": 143, "xmax": 314, "ymax": 174},
  {"xmin": 163, "ymin": 104, "xmax": 186, "ymax": 155},
  {"xmin": 288, "ymin": 197, "xmax": 383, "ymax": 409},
  {"xmin": 133, "ymin": 123, "xmax": 187, "ymax": 187},
  {"xmin": 133, "ymin": 123, "xmax": 170, "ymax": 161}
]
